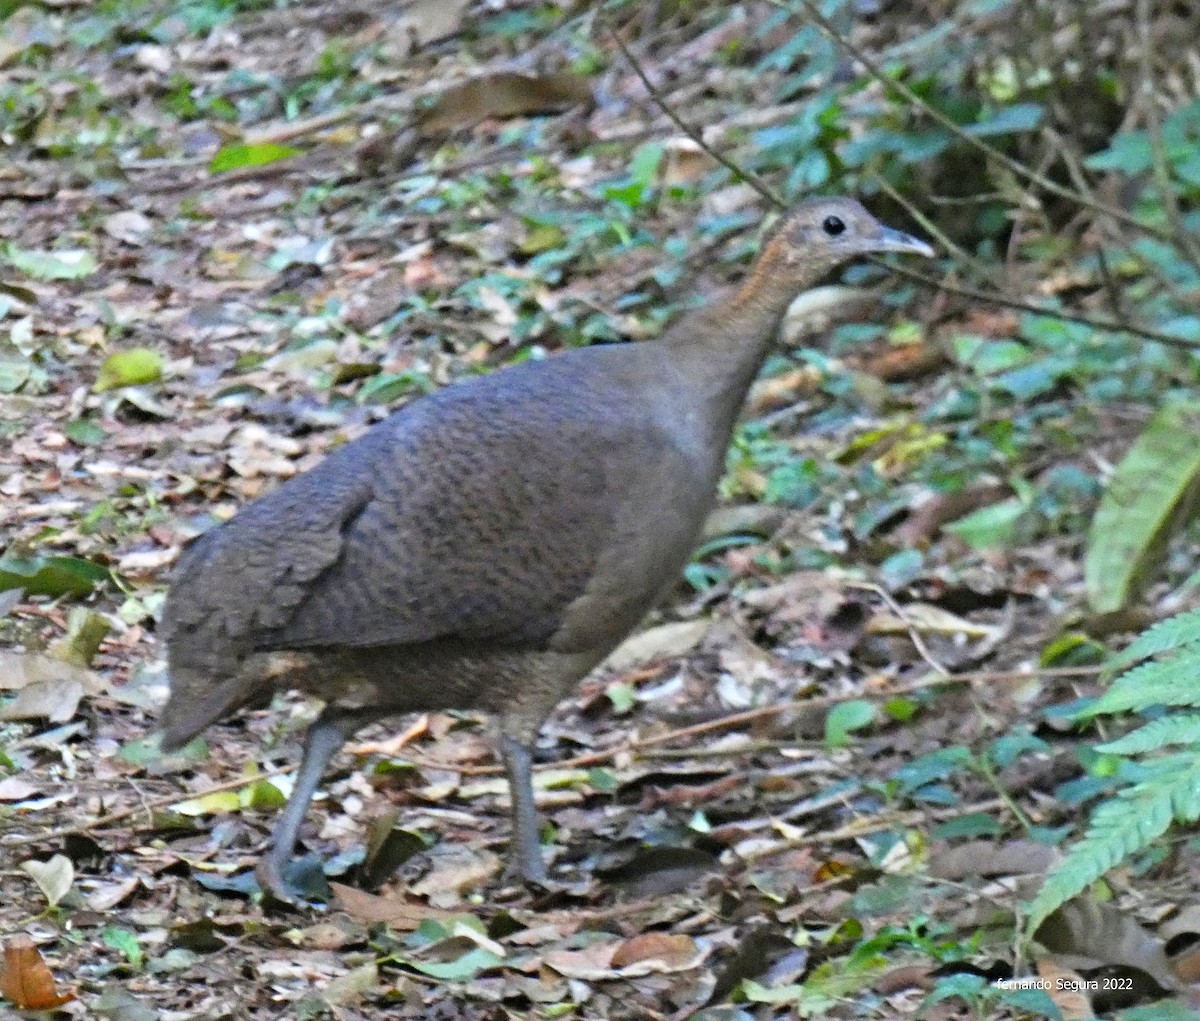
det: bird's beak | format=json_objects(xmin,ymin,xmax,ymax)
[{"xmin": 874, "ymin": 226, "xmax": 935, "ymax": 258}]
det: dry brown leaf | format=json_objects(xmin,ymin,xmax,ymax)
[
  {"xmin": 861, "ymin": 341, "xmax": 946, "ymax": 382},
  {"xmin": 542, "ymin": 941, "xmax": 620, "ymax": 980},
  {"xmin": 418, "ymin": 71, "xmax": 593, "ymax": 137},
  {"xmin": 391, "ymin": 0, "xmax": 469, "ymax": 51},
  {"xmin": 0, "ymin": 673, "xmax": 86, "ymax": 722},
  {"xmin": 1034, "ymin": 958, "xmax": 1095, "ymax": 1020},
  {"xmin": 1037, "ymin": 898, "xmax": 1179, "ymax": 992},
  {"xmin": 605, "ymin": 619, "xmax": 709, "ymax": 672},
  {"xmin": 610, "ymin": 932, "xmax": 699, "ymax": 970},
  {"xmin": 930, "ymin": 840, "xmax": 1059, "ymax": 881},
  {"xmin": 410, "ymin": 849, "xmax": 501, "ymax": 899},
  {"xmin": 0, "ymin": 935, "xmax": 76, "ymax": 1010},
  {"xmin": 330, "ymin": 882, "xmax": 456, "ymax": 929}
]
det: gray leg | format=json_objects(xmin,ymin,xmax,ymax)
[
  {"xmin": 257, "ymin": 706, "xmax": 365, "ymax": 904},
  {"xmin": 499, "ymin": 734, "xmax": 548, "ymax": 885}
]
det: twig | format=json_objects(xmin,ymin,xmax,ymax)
[
  {"xmin": 869, "ymin": 171, "xmax": 996, "ymax": 283},
  {"xmin": 4, "ymin": 664, "xmax": 1101, "ymax": 843},
  {"xmin": 882, "ymin": 260, "xmax": 1200, "ymax": 351},
  {"xmin": 606, "ymin": 22, "xmax": 783, "ymax": 209},
  {"xmin": 1134, "ymin": 0, "xmax": 1200, "ymax": 271},
  {"xmin": 843, "ymin": 580, "xmax": 951, "ymax": 677},
  {"xmin": 776, "ymin": 0, "xmax": 1175, "ymax": 244},
  {"xmin": 738, "ymin": 796, "xmax": 1009, "ymax": 861},
  {"xmin": 1, "ymin": 765, "xmax": 294, "ymax": 846}
]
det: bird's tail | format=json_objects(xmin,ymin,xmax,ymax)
[{"xmin": 158, "ymin": 668, "xmax": 255, "ymax": 751}]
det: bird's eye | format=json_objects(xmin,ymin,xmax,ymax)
[{"xmin": 822, "ymin": 215, "xmax": 846, "ymax": 237}]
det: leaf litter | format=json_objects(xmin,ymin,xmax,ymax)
[{"xmin": 1, "ymin": 0, "xmax": 1200, "ymax": 1017}]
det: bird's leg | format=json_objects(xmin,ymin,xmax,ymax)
[
  {"xmin": 498, "ymin": 733, "xmax": 548, "ymax": 885},
  {"xmin": 257, "ymin": 705, "xmax": 366, "ymax": 905}
]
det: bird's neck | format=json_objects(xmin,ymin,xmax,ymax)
[{"xmin": 662, "ymin": 247, "xmax": 829, "ymax": 436}]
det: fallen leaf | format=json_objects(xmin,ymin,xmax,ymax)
[
  {"xmin": 418, "ymin": 71, "xmax": 593, "ymax": 137},
  {"xmin": 392, "ymin": 0, "xmax": 470, "ymax": 51},
  {"xmin": 103, "ymin": 210, "xmax": 153, "ymax": 245},
  {"xmin": 93, "ymin": 348, "xmax": 164, "ymax": 392},
  {"xmin": 1034, "ymin": 958, "xmax": 1094, "ymax": 1020},
  {"xmin": 0, "ymin": 778, "xmax": 38, "ymax": 801},
  {"xmin": 20, "ymin": 855, "xmax": 74, "ymax": 907},
  {"xmin": 0, "ymin": 671, "xmax": 88, "ymax": 723},
  {"xmin": 605, "ymin": 619, "xmax": 709, "ymax": 672},
  {"xmin": 1036, "ymin": 898, "xmax": 1179, "ymax": 992},
  {"xmin": 330, "ymin": 883, "xmax": 456, "ymax": 929},
  {"xmin": 611, "ymin": 932, "xmax": 699, "ymax": 970},
  {"xmin": 319, "ymin": 961, "xmax": 379, "ymax": 1007},
  {"xmin": 0, "ymin": 936, "xmax": 75, "ymax": 1010}
]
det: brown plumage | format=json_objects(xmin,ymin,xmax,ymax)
[{"xmin": 158, "ymin": 198, "xmax": 933, "ymax": 902}]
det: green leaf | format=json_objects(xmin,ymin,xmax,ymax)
[
  {"xmin": 825, "ymin": 700, "xmax": 876, "ymax": 747},
  {"xmin": 1027, "ymin": 754, "xmax": 1200, "ymax": 933},
  {"xmin": 239, "ymin": 779, "xmax": 287, "ymax": 811},
  {"xmin": 1084, "ymin": 131, "xmax": 1153, "ymax": 175},
  {"xmin": 403, "ymin": 948, "xmax": 502, "ymax": 981},
  {"xmin": 5, "ymin": 244, "xmax": 97, "ymax": 280},
  {"xmin": 172, "ymin": 790, "xmax": 242, "ymax": 815},
  {"xmin": 587, "ymin": 767, "xmax": 618, "ymax": 792},
  {"xmin": 1111, "ymin": 606, "xmax": 1200, "ymax": 672},
  {"xmin": 1085, "ymin": 402, "xmax": 1200, "ymax": 614},
  {"xmin": 0, "ymin": 552, "xmax": 109, "ymax": 597},
  {"xmin": 606, "ymin": 681, "xmax": 636, "ymax": 714},
  {"xmin": 210, "ymin": 142, "xmax": 301, "ymax": 173},
  {"xmin": 1098, "ymin": 715, "xmax": 1200, "ymax": 755},
  {"xmin": 0, "ymin": 358, "xmax": 31, "ymax": 393},
  {"xmin": 963, "ymin": 102, "xmax": 1043, "ymax": 137},
  {"xmin": 94, "ymin": 348, "xmax": 164, "ymax": 391},
  {"xmin": 1086, "ymin": 646, "xmax": 1200, "ymax": 716},
  {"xmin": 64, "ymin": 418, "xmax": 109, "ymax": 445},
  {"xmin": 103, "ymin": 925, "xmax": 145, "ymax": 969},
  {"xmin": 943, "ymin": 499, "xmax": 1025, "ymax": 549},
  {"xmin": 629, "ymin": 142, "xmax": 664, "ymax": 188}
]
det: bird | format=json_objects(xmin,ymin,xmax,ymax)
[{"xmin": 157, "ymin": 197, "xmax": 933, "ymax": 903}]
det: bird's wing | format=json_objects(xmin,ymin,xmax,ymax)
[{"xmin": 162, "ymin": 368, "xmax": 652, "ymax": 671}]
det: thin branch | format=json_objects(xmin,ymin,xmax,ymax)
[
  {"xmin": 737, "ymin": 797, "xmax": 1010, "ymax": 861},
  {"xmin": 844, "ymin": 580, "xmax": 951, "ymax": 677},
  {"xmin": 606, "ymin": 23, "xmax": 784, "ymax": 209},
  {"xmin": 1134, "ymin": 0, "xmax": 1200, "ymax": 271},
  {"xmin": 869, "ymin": 171, "xmax": 998, "ymax": 284},
  {"xmin": 776, "ymin": 0, "xmax": 1175, "ymax": 244},
  {"xmin": 881, "ymin": 260, "xmax": 1200, "ymax": 351},
  {"xmin": 608, "ymin": 8, "xmax": 1199, "ymax": 352}
]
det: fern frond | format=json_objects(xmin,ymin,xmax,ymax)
[
  {"xmin": 1086, "ymin": 645, "xmax": 1200, "ymax": 716},
  {"xmin": 1108, "ymin": 606, "xmax": 1200, "ymax": 674},
  {"xmin": 1028, "ymin": 754, "xmax": 1200, "ymax": 933},
  {"xmin": 1098, "ymin": 717, "xmax": 1200, "ymax": 755}
]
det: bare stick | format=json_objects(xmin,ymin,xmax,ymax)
[
  {"xmin": 606, "ymin": 23, "xmax": 783, "ymax": 209},
  {"xmin": 777, "ymin": 0, "xmax": 1174, "ymax": 243},
  {"xmin": 1134, "ymin": 0, "xmax": 1200, "ymax": 271}
]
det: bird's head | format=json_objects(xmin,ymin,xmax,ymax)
[{"xmin": 762, "ymin": 197, "xmax": 934, "ymax": 276}]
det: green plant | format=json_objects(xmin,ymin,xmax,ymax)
[{"xmin": 1028, "ymin": 608, "xmax": 1200, "ymax": 932}]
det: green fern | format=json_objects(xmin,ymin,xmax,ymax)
[
  {"xmin": 1098, "ymin": 714, "xmax": 1200, "ymax": 754},
  {"xmin": 1029, "ymin": 752, "xmax": 1200, "ymax": 933},
  {"xmin": 1083, "ymin": 645, "xmax": 1200, "ymax": 715},
  {"xmin": 1106, "ymin": 604, "xmax": 1200, "ymax": 672},
  {"xmin": 1030, "ymin": 608, "xmax": 1200, "ymax": 935}
]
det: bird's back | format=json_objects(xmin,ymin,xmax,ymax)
[{"xmin": 161, "ymin": 344, "xmax": 719, "ymax": 712}]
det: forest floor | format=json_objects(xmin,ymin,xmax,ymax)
[{"xmin": 2, "ymin": 0, "xmax": 1200, "ymax": 1019}]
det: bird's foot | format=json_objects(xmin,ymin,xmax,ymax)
[
  {"xmin": 501, "ymin": 853, "xmax": 591, "ymax": 898},
  {"xmin": 255, "ymin": 852, "xmax": 331, "ymax": 909}
]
